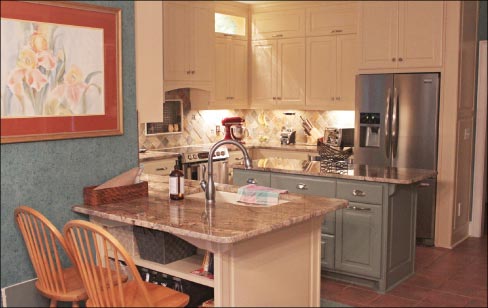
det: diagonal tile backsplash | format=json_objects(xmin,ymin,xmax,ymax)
[{"xmin": 139, "ymin": 89, "xmax": 355, "ymax": 149}]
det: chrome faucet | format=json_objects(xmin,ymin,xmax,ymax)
[{"xmin": 200, "ymin": 139, "xmax": 252, "ymax": 204}]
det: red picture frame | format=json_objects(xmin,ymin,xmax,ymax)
[{"xmin": 0, "ymin": 1, "xmax": 122, "ymax": 143}]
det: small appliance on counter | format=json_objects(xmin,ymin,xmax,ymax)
[
  {"xmin": 324, "ymin": 128, "xmax": 355, "ymax": 149},
  {"xmin": 280, "ymin": 129, "xmax": 296, "ymax": 145},
  {"xmin": 281, "ymin": 112, "xmax": 297, "ymax": 145},
  {"xmin": 222, "ymin": 116, "xmax": 248, "ymax": 144}
]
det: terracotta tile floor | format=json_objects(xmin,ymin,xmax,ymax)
[{"xmin": 321, "ymin": 236, "xmax": 488, "ymax": 307}]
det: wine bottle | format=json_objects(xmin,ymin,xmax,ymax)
[{"xmin": 169, "ymin": 160, "xmax": 184, "ymax": 200}]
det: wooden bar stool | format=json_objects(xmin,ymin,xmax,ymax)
[
  {"xmin": 63, "ymin": 220, "xmax": 190, "ymax": 307},
  {"xmin": 14, "ymin": 206, "xmax": 88, "ymax": 307}
]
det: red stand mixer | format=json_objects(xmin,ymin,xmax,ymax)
[{"xmin": 222, "ymin": 117, "xmax": 248, "ymax": 143}]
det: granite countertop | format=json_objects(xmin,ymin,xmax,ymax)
[
  {"xmin": 232, "ymin": 158, "xmax": 437, "ymax": 185},
  {"xmin": 72, "ymin": 174, "xmax": 347, "ymax": 244},
  {"xmin": 139, "ymin": 150, "xmax": 180, "ymax": 162},
  {"xmin": 138, "ymin": 142, "xmax": 319, "ymax": 162}
]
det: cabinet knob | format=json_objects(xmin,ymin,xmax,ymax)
[
  {"xmin": 392, "ymin": 58, "xmax": 396, "ymax": 62},
  {"xmin": 277, "ymin": 97, "xmax": 282, "ymax": 100},
  {"xmin": 398, "ymin": 57, "xmax": 403, "ymax": 62},
  {"xmin": 273, "ymin": 97, "xmax": 276, "ymax": 100},
  {"xmin": 296, "ymin": 183, "xmax": 308, "ymax": 190},
  {"xmin": 230, "ymin": 97, "xmax": 234, "ymax": 100},
  {"xmin": 191, "ymin": 70, "xmax": 195, "ymax": 74},
  {"xmin": 331, "ymin": 97, "xmax": 335, "ymax": 101},
  {"xmin": 335, "ymin": 96, "xmax": 341, "ymax": 100}
]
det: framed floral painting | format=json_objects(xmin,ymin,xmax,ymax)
[{"xmin": 0, "ymin": 1, "xmax": 122, "ymax": 143}]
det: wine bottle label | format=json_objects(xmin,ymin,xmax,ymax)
[{"xmin": 169, "ymin": 176, "xmax": 185, "ymax": 195}]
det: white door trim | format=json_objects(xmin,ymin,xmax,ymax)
[{"xmin": 469, "ymin": 40, "xmax": 487, "ymax": 237}]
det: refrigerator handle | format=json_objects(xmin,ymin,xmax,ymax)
[
  {"xmin": 385, "ymin": 88, "xmax": 391, "ymax": 159},
  {"xmin": 392, "ymin": 87, "xmax": 399, "ymax": 158}
]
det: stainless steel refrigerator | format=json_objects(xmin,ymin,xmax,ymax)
[{"xmin": 354, "ymin": 73, "xmax": 439, "ymax": 246}]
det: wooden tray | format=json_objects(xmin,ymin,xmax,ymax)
[{"xmin": 83, "ymin": 181, "xmax": 148, "ymax": 206}]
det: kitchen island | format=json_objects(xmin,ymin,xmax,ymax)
[
  {"xmin": 233, "ymin": 158, "xmax": 437, "ymax": 293},
  {"xmin": 72, "ymin": 174, "xmax": 347, "ymax": 307}
]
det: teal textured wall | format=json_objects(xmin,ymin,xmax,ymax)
[{"xmin": 0, "ymin": 1, "xmax": 138, "ymax": 288}]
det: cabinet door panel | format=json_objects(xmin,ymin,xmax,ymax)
[
  {"xmin": 141, "ymin": 159, "xmax": 175, "ymax": 177},
  {"xmin": 252, "ymin": 40, "xmax": 277, "ymax": 106},
  {"xmin": 321, "ymin": 234, "xmax": 335, "ymax": 270},
  {"xmin": 306, "ymin": 36, "xmax": 336, "ymax": 108},
  {"xmin": 164, "ymin": 2, "xmax": 190, "ymax": 80},
  {"xmin": 231, "ymin": 40, "xmax": 248, "ymax": 106},
  {"xmin": 252, "ymin": 9, "xmax": 305, "ymax": 40},
  {"xmin": 335, "ymin": 202, "xmax": 382, "ymax": 278},
  {"xmin": 215, "ymin": 38, "xmax": 230, "ymax": 104},
  {"xmin": 307, "ymin": 3, "xmax": 358, "ymax": 36},
  {"xmin": 358, "ymin": 1, "xmax": 398, "ymax": 69},
  {"xmin": 276, "ymin": 38, "xmax": 306, "ymax": 107},
  {"xmin": 270, "ymin": 173, "xmax": 336, "ymax": 198},
  {"xmin": 397, "ymin": 1, "xmax": 444, "ymax": 68},
  {"xmin": 336, "ymin": 34, "xmax": 357, "ymax": 110},
  {"xmin": 192, "ymin": 5, "xmax": 214, "ymax": 82},
  {"xmin": 233, "ymin": 169, "xmax": 271, "ymax": 187}
]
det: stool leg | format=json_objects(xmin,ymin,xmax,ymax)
[{"xmin": 50, "ymin": 299, "xmax": 57, "ymax": 307}]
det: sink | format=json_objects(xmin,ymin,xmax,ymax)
[{"xmin": 186, "ymin": 191, "xmax": 290, "ymax": 207}]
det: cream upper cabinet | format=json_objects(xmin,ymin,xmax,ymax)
[
  {"xmin": 251, "ymin": 38, "xmax": 305, "ymax": 108},
  {"xmin": 163, "ymin": 1, "xmax": 214, "ymax": 84},
  {"xmin": 252, "ymin": 9, "xmax": 305, "ymax": 40},
  {"xmin": 251, "ymin": 40, "xmax": 277, "ymax": 106},
  {"xmin": 306, "ymin": 36, "xmax": 336, "ymax": 108},
  {"xmin": 306, "ymin": 34, "xmax": 357, "ymax": 110},
  {"xmin": 213, "ymin": 38, "xmax": 248, "ymax": 108},
  {"xmin": 336, "ymin": 35, "xmax": 357, "ymax": 109},
  {"xmin": 358, "ymin": 1, "xmax": 398, "ymax": 70},
  {"xmin": 135, "ymin": 1, "xmax": 164, "ymax": 123},
  {"xmin": 397, "ymin": 1, "xmax": 444, "ymax": 69},
  {"xmin": 359, "ymin": 1, "xmax": 444, "ymax": 70},
  {"xmin": 306, "ymin": 2, "xmax": 358, "ymax": 37},
  {"xmin": 276, "ymin": 38, "xmax": 306, "ymax": 107}
]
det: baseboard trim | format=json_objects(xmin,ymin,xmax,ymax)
[{"xmin": 1, "ymin": 278, "xmax": 49, "ymax": 307}]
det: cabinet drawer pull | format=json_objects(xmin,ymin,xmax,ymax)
[
  {"xmin": 156, "ymin": 167, "xmax": 168, "ymax": 171},
  {"xmin": 331, "ymin": 29, "xmax": 343, "ymax": 33},
  {"xmin": 417, "ymin": 182, "xmax": 430, "ymax": 188},
  {"xmin": 272, "ymin": 34, "xmax": 283, "ymax": 38},
  {"xmin": 352, "ymin": 189, "xmax": 366, "ymax": 197},
  {"xmin": 235, "ymin": 157, "xmax": 244, "ymax": 161},
  {"xmin": 335, "ymin": 96, "xmax": 341, "ymax": 100},
  {"xmin": 247, "ymin": 178, "xmax": 257, "ymax": 184},
  {"xmin": 347, "ymin": 205, "xmax": 371, "ymax": 212},
  {"xmin": 296, "ymin": 183, "xmax": 308, "ymax": 190},
  {"xmin": 186, "ymin": 70, "xmax": 191, "ymax": 74},
  {"xmin": 392, "ymin": 58, "xmax": 396, "ymax": 62},
  {"xmin": 277, "ymin": 97, "xmax": 282, "ymax": 100}
]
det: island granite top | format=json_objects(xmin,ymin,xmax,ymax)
[
  {"xmin": 72, "ymin": 174, "xmax": 347, "ymax": 244},
  {"xmin": 232, "ymin": 158, "xmax": 437, "ymax": 185}
]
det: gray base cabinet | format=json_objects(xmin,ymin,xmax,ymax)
[
  {"xmin": 335, "ymin": 202, "xmax": 382, "ymax": 279},
  {"xmin": 233, "ymin": 169, "xmax": 418, "ymax": 293}
]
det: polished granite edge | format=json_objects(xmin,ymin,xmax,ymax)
[
  {"xmin": 73, "ymin": 174, "xmax": 347, "ymax": 244},
  {"xmin": 233, "ymin": 159, "xmax": 437, "ymax": 185}
]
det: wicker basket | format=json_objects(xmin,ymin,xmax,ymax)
[
  {"xmin": 317, "ymin": 142, "xmax": 352, "ymax": 174},
  {"xmin": 83, "ymin": 181, "xmax": 148, "ymax": 206}
]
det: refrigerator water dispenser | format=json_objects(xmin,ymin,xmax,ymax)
[{"xmin": 359, "ymin": 113, "xmax": 381, "ymax": 148}]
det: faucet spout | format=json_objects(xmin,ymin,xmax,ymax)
[{"xmin": 205, "ymin": 139, "xmax": 252, "ymax": 204}]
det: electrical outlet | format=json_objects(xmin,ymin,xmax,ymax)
[{"xmin": 457, "ymin": 202, "xmax": 461, "ymax": 216}]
